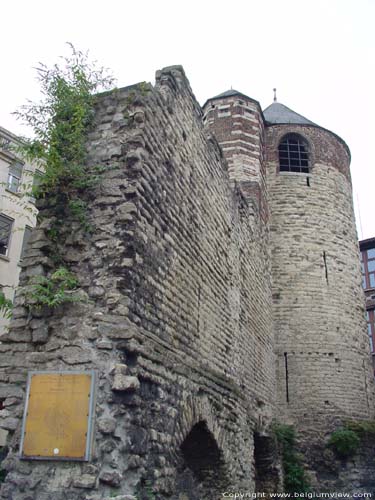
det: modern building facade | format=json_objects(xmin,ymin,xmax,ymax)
[
  {"xmin": 360, "ymin": 237, "xmax": 375, "ymax": 373},
  {"xmin": 0, "ymin": 125, "xmax": 39, "ymax": 334}
]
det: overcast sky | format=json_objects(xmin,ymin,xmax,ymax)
[{"xmin": 1, "ymin": 0, "xmax": 374, "ymax": 239}]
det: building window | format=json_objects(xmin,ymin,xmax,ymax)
[
  {"xmin": 366, "ymin": 310, "xmax": 375, "ymax": 354},
  {"xmin": 20, "ymin": 226, "xmax": 32, "ymax": 260},
  {"xmin": 278, "ymin": 134, "xmax": 309, "ymax": 173},
  {"xmin": 7, "ymin": 161, "xmax": 23, "ymax": 193},
  {"xmin": 361, "ymin": 248, "xmax": 375, "ymax": 289},
  {"xmin": 0, "ymin": 215, "xmax": 14, "ymax": 257},
  {"xmin": 0, "ymin": 136, "xmax": 12, "ymax": 151}
]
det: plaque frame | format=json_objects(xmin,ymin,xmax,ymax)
[{"xmin": 19, "ymin": 370, "xmax": 96, "ymax": 461}]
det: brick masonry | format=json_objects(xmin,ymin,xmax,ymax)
[{"xmin": 0, "ymin": 66, "xmax": 374, "ymax": 499}]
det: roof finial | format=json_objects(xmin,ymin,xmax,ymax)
[{"xmin": 273, "ymin": 88, "xmax": 277, "ymax": 102}]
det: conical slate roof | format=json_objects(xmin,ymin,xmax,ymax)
[
  {"xmin": 203, "ymin": 89, "xmax": 261, "ymax": 109},
  {"xmin": 263, "ymin": 102, "xmax": 316, "ymax": 126},
  {"xmin": 211, "ymin": 89, "xmax": 249, "ymax": 99}
]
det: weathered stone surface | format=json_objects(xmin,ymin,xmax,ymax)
[
  {"xmin": 0, "ymin": 65, "xmax": 373, "ymax": 500},
  {"xmin": 96, "ymin": 339, "xmax": 113, "ymax": 350},
  {"xmin": 0, "ymin": 428, "xmax": 8, "ymax": 446},
  {"xmin": 0, "ymin": 417, "xmax": 18, "ymax": 431},
  {"xmin": 96, "ymin": 323, "xmax": 134, "ymax": 339},
  {"xmin": 98, "ymin": 470, "xmax": 122, "ymax": 486},
  {"xmin": 64, "ymin": 248, "xmax": 82, "ymax": 263},
  {"xmin": 102, "ymin": 496, "xmax": 136, "ymax": 500},
  {"xmin": 100, "ymin": 178, "xmax": 123, "ymax": 197},
  {"xmin": 112, "ymin": 375, "xmax": 140, "ymax": 392},
  {"xmin": 97, "ymin": 417, "xmax": 116, "ymax": 434},
  {"xmin": 88, "ymin": 286, "xmax": 105, "ymax": 298},
  {"xmin": 60, "ymin": 347, "xmax": 92, "ymax": 364},
  {"xmin": 110, "ymin": 363, "xmax": 127, "ymax": 375},
  {"xmin": 31, "ymin": 325, "xmax": 49, "ymax": 343},
  {"xmin": 72, "ymin": 474, "xmax": 97, "ymax": 489}
]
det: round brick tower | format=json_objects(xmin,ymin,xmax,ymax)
[{"xmin": 264, "ymin": 101, "xmax": 375, "ymax": 431}]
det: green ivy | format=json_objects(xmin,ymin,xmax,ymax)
[
  {"xmin": 134, "ymin": 478, "xmax": 156, "ymax": 500},
  {"xmin": 273, "ymin": 424, "xmax": 310, "ymax": 494},
  {"xmin": 15, "ymin": 44, "xmax": 114, "ymax": 310},
  {"xmin": 327, "ymin": 421, "xmax": 375, "ymax": 459},
  {"xmin": 0, "ymin": 292, "xmax": 13, "ymax": 319},
  {"xmin": 345, "ymin": 419, "xmax": 375, "ymax": 436},
  {"xmin": 144, "ymin": 479, "xmax": 155, "ymax": 500},
  {"xmin": 26, "ymin": 267, "xmax": 80, "ymax": 309},
  {"xmin": 138, "ymin": 81, "xmax": 151, "ymax": 96},
  {"xmin": 15, "ymin": 43, "xmax": 114, "ymax": 201},
  {"xmin": 328, "ymin": 429, "xmax": 360, "ymax": 458}
]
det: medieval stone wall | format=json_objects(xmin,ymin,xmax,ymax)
[
  {"xmin": 0, "ymin": 67, "xmax": 278, "ymax": 500},
  {"xmin": 1, "ymin": 64, "xmax": 374, "ymax": 499}
]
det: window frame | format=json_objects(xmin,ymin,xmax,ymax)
[
  {"xmin": 366, "ymin": 309, "xmax": 375, "ymax": 354},
  {"xmin": 361, "ymin": 248, "xmax": 375, "ymax": 290},
  {"xmin": 278, "ymin": 133, "xmax": 310, "ymax": 174},
  {"xmin": 7, "ymin": 160, "xmax": 24, "ymax": 194},
  {"xmin": 0, "ymin": 214, "xmax": 14, "ymax": 257}
]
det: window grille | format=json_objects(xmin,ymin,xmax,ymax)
[
  {"xmin": 278, "ymin": 134, "xmax": 309, "ymax": 173},
  {"xmin": 0, "ymin": 215, "xmax": 13, "ymax": 256},
  {"xmin": 7, "ymin": 161, "xmax": 23, "ymax": 193}
]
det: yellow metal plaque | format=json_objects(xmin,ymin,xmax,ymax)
[{"xmin": 21, "ymin": 372, "xmax": 94, "ymax": 460}]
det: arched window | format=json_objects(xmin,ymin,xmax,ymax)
[{"xmin": 278, "ymin": 134, "xmax": 309, "ymax": 173}]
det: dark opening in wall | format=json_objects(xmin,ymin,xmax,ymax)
[
  {"xmin": 254, "ymin": 433, "xmax": 281, "ymax": 493},
  {"xmin": 0, "ymin": 400, "xmax": 6, "ymax": 484},
  {"xmin": 278, "ymin": 134, "xmax": 309, "ymax": 173},
  {"xmin": 284, "ymin": 352, "xmax": 289, "ymax": 403},
  {"xmin": 0, "ymin": 446, "xmax": 8, "ymax": 485},
  {"xmin": 323, "ymin": 251, "xmax": 329, "ymax": 283},
  {"xmin": 176, "ymin": 421, "xmax": 228, "ymax": 498}
]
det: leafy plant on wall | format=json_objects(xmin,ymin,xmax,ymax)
[
  {"xmin": 14, "ymin": 44, "xmax": 115, "ymax": 310},
  {"xmin": 0, "ymin": 290, "xmax": 13, "ymax": 319},
  {"xmin": 273, "ymin": 424, "xmax": 310, "ymax": 494}
]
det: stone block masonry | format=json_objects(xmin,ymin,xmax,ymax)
[
  {"xmin": 266, "ymin": 123, "xmax": 375, "ymax": 491},
  {"xmin": 266, "ymin": 124, "xmax": 375, "ymax": 428},
  {"xmin": 0, "ymin": 67, "xmax": 278, "ymax": 499},
  {"xmin": 0, "ymin": 64, "xmax": 374, "ymax": 498}
]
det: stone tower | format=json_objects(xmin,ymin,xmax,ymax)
[
  {"xmin": 203, "ymin": 92, "xmax": 375, "ymax": 486},
  {"xmin": 263, "ymin": 101, "xmax": 375, "ymax": 431}
]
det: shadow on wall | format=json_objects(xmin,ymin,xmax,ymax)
[
  {"xmin": 254, "ymin": 432, "xmax": 282, "ymax": 494},
  {"xmin": 171, "ymin": 424, "xmax": 282, "ymax": 499},
  {"xmin": 174, "ymin": 420, "xmax": 229, "ymax": 500}
]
